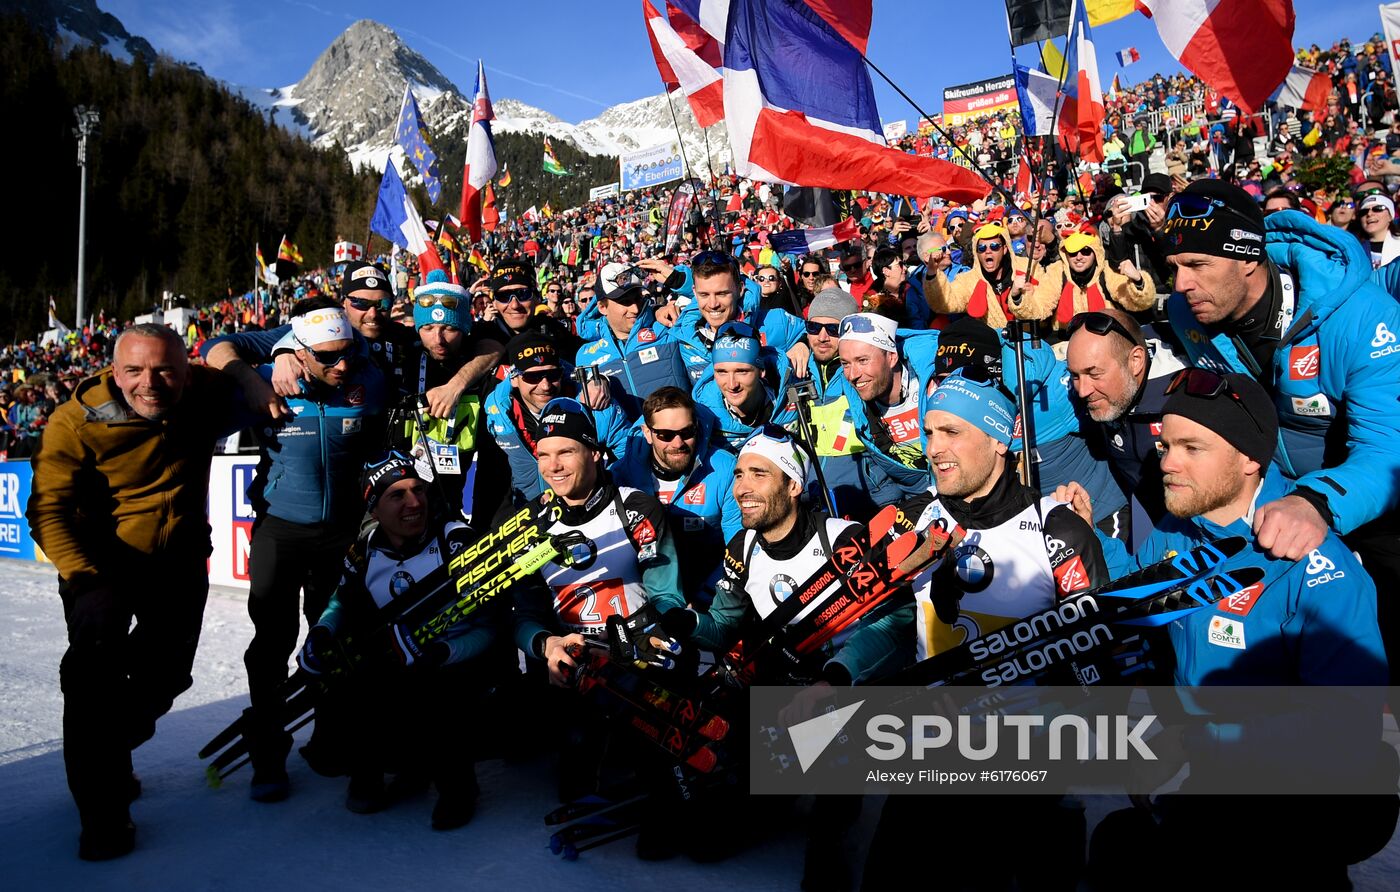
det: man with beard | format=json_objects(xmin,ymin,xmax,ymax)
[
  {"xmin": 819, "ymin": 369, "xmax": 1108, "ymax": 892},
  {"xmin": 1065, "ymin": 308, "xmax": 1187, "ymax": 543},
  {"xmin": 612, "ymin": 387, "xmax": 740, "ymax": 607},
  {"xmin": 1161, "ymin": 181, "xmax": 1400, "ymax": 685},
  {"xmin": 834, "ymin": 313, "xmax": 940, "ymax": 501},
  {"xmin": 1061, "ymin": 370, "xmax": 1390, "ymax": 890},
  {"xmin": 483, "ymin": 334, "xmax": 628, "ymax": 506}
]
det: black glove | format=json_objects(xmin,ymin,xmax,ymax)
[
  {"xmin": 660, "ymin": 607, "xmax": 698, "ymax": 641},
  {"xmin": 607, "ymin": 604, "xmax": 682, "ymax": 670},
  {"xmin": 297, "ymin": 624, "xmax": 336, "ymax": 675},
  {"xmin": 388, "ymin": 624, "xmax": 450, "ymax": 669}
]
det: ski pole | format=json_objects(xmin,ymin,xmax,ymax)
[{"xmin": 785, "ymin": 379, "xmax": 838, "ymax": 516}]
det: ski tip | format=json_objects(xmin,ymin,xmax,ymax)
[
  {"xmin": 562, "ymin": 844, "xmax": 580, "ymax": 861},
  {"xmin": 204, "ymin": 765, "xmax": 222, "ymax": 789},
  {"xmin": 548, "ymin": 835, "xmax": 564, "ymax": 855},
  {"xmin": 699, "ymin": 715, "xmax": 730, "ymax": 742},
  {"xmin": 686, "ymin": 746, "xmax": 719, "ymax": 773}
]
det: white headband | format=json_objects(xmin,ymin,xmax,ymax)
[
  {"xmin": 291, "ymin": 308, "xmax": 353, "ymax": 348},
  {"xmin": 739, "ymin": 430, "xmax": 808, "ymax": 486},
  {"xmin": 837, "ymin": 312, "xmax": 898, "ymax": 354}
]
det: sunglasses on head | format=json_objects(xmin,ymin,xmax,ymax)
[
  {"xmin": 1164, "ymin": 367, "xmax": 1266, "ymax": 437},
  {"xmin": 649, "ymin": 424, "xmax": 698, "ymax": 442},
  {"xmin": 838, "ymin": 315, "xmax": 881, "ymax": 337},
  {"xmin": 346, "ymin": 295, "xmax": 391, "ymax": 312},
  {"xmin": 805, "ymin": 320, "xmax": 841, "ymax": 338},
  {"xmin": 518, "ymin": 367, "xmax": 563, "ymax": 385},
  {"xmin": 1166, "ymin": 194, "xmax": 1261, "ymax": 227},
  {"xmin": 416, "ymin": 294, "xmax": 460, "ymax": 309},
  {"xmin": 691, "ymin": 250, "xmax": 738, "ymax": 268},
  {"xmin": 494, "ymin": 290, "xmax": 534, "ymax": 305},
  {"xmin": 1068, "ymin": 311, "xmax": 1140, "ymax": 348},
  {"xmin": 304, "ymin": 344, "xmax": 355, "ymax": 366}
]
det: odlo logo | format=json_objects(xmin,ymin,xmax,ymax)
[
  {"xmin": 1305, "ymin": 549, "xmax": 1345, "ymax": 587},
  {"xmin": 1371, "ymin": 323, "xmax": 1399, "ymax": 359}
]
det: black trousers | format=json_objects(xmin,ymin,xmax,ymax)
[
  {"xmin": 59, "ymin": 560, "xmax": 208, "ymax": 827},
  {"xmin": 243, "ymin": 514, "xmax": 356, "ymax": 759},
  {"xmin": 1348, "ymin": 521, "xmax": 1400, "ymax": 688}
]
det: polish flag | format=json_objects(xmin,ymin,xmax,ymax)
[
  {"xmin": 644, "ymin": 0, "xmax": 724, "ymax": 127},
  {"xmin": 1138, "ymin": 0, "xmax": 1295, "ymax": 115}
]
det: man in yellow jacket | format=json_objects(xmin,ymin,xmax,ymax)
[{"xmin": 27, "ymin": 323, "xmax": 248, "ymax": 861}]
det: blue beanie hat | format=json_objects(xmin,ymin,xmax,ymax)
[
  {"xmin": 712, "ymin": 320, "xmax": 761, "ymax": 367},
  {"xmin": 413, "ymin": 269, "xmax": 470, "ymax": 332},
  {"xmin": 927, "ymin": 370, "xmax": 1017, "ymax": 446}
]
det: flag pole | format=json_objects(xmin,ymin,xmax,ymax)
[{"xmin": 661, "ymin": 90, "xmax": 721, "ymax": 248}]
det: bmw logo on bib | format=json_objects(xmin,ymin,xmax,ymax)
[
  {"xmin": 953, "ymin": 544, "xmax": 994, "ymax": 593},
  {"xmin": 770, "ymin": 574, "xmax": 797, "ymax": 602},
  {"xmin": 566, "ymin": 537, "xmax": 598, "ymax": 572},
  {"xmin": 390, "ymin": 570, "xmax": 415, "ymax": 598}
]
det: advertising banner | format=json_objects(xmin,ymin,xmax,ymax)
[
  {"xmin": 588, "ymin": 183, "xmax": 621, "ymax": 201},
  {"xmin": 619, "ymin": 142, "xmax": 686, "ymax": 191},
  {"xmin": 942, "ymin": 75, "xmax": 1019, "ymax": 126},
  {"xmin": 208, "ymin": 456, "xmax": 259, "ymax": 591},
  {"xmin": 0, "ymin": 461, "xmax": 35, "ymax": 561}
]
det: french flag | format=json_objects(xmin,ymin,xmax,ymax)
[
  {"xmin": 1114, "ymin": 46, "xmax": 1139, "ymax": 66},
  {"xmin": 1138, "ymin": 0, "xmax": 1294, "ymax": 116},
  {"xmin": 644, "ymin": 0, "xmax": 725, "ymax": 127},
  {"xmin": 1272, "ymin": 64, "xmax": 1332, "ymax": 113},
  {"xmin": 720, "ymin": 0, "xmax": 989, "ymax": 204},
  {"xmin": 768, "ymin": 217, "xmax": 860, "ymax": 254},
  {"xmin": 459, "ymin": 60, "xmax": 497, "ymax": 244},
  {"xmin": 1058, "ymin": 0, "xmax": 1105, "ymax": 164}
]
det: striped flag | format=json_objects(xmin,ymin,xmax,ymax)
[
  {"xmin": 1114, "ymin": 46, "xmax": 1140, "ymax": 66},
  {"xmin": 277, "ymin": 235, "xmax": 302, "ymax": 266},
  {"xmin": 1138, "ymin": 0, "xmax": 1294, "ymax": 115},
  {"xmin": 498, "ymin": 163, "xmax": 512, "ymax": 187},
  {"xmin": 459, "ymin": 60, "xmax": 497, "ymax": 243},
  {"xmin": 768, "ymin": 218, "xmax": 860, "ymax": 254},
  {"xmin": 543, "ymin": 137, "xmax": 568, "ymax": 176}
]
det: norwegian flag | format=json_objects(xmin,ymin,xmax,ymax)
[{"xmin": 459, "ymin": 60, "xmax": 497, "ymax": 243}]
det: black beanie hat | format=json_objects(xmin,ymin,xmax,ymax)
[
  {"xmin": 362, "ymin": 452, "xmax": 422, "ymax": 511},
  {"xmin": 935, "ymin": 315, "xmax": 1004, "ymax": 377},
  {"xmin": 538, "ymin": 397, "xmax": 603, "ymax": 452},
  {"xmin": 1161, "ymin": 180, "xmax": 1266, "ymax": 261},
  {"xmin": 1163, "ymin": 369, "xmax": 1279, "ymax": 467}
]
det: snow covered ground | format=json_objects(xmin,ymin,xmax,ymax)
[{"xmin": 2, "ymin": 559, "xmax": 1399, "ymax": 889}]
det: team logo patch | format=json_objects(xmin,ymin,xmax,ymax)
[
  {"xmin": 632, "ymin": 519, "xmax": 657, "ymax": 546},
  {"xmin": 1055, "ymin": 555, "xmax": 1089, "ymax": 595},
  {"xmin": 1218, "ymin": 581, "xmax": 1263, "ymax": 616},
  {"xmin": 770, "ymin": 574, "xmax": 797, "ymax": 602},
  {"xmin": 346, "ymin": 385, "xmax": 365, "ymax": 406},
  {"xmin": 1290, "ymin": 394, "xmax": 1331, "ymax": 417},
  {"xmin": 683, "ymin": 484, "xmax": 707, "ymax": 505},
  {"xmin": 1289, "ymin": 345, "xmax": 1320, "ymax": 380},
  {"xmin": 1207, "ymin": 616, "xmax": 1247, "ymax": 650},
  {"xmin": 637, "ymin": 328, "xmax": 657, "ymax": 343},
  {"xmin": 1149, "ymin": 421, "xmax": 1163, "ymax": 436}
]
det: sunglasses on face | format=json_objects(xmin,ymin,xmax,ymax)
[
  {"xmin": 1069, "ymin": 247, "xmax": 1095, "ymax": 258},
  {"xmin": 649, "ymin": 424, "xmax": 698, "ymax": 442},
  {"xmin": 840, "ymin": 261, "xmax": 864, "ymax": 272},
  {"xmin": 494, "ymin": 291, "xmax": 534, "ymax": 306},
  {"xmin": 800, "ymin": 269, "xmax": 822, "ymax": 278},
  {"xmin": 1334, "ymin": 201, "xmax": 1356, "ymax": 210},
  {"xmin": 346, "ymin": 296, "xmax": 391, "ymax": 312},
  {"xmin": 755, "ymin": 275, "xmax": 779, "ymax": 282},
  {"xmin": 805, "ymin": 320, "xmax": 841, "ymax": 338},
  {"xmin": 1361, "ymin": 206, "xmax": 1391, "ymax": 216},
  {"xmin": 518, "ymin": 367, "xmax": 563, "ymax": 385},
  {"xmin": 305, "ymin": 344, "xmax": 355, "ymax": 366},
  {"xmin": 976, "ymin": 241, "xmax": 1006, "ymax": 253}
]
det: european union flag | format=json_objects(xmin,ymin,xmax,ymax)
[{"xmin": 395, "ymin": 85, "xmax": 442, "ymax": 204}]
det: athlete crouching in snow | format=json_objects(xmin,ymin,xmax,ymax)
[
  {"xmin": 505, "ymin": 398, "xmax": 691, "ymax": 858},
  {"xmin": 296, "ymin": 453, "xmax": 510, "ymax": 829},
  {"xmin": 816, "ymin": 369, "xmax": 1109, "ymax": 892}
]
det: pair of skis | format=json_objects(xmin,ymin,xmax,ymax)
[
  {"xmin": 199, "ymin": 505, "xmax": 580, "ymax": 783},
  {"xmin": 545, "ymin": 792, "xmax": 650, "ymax": 860}
]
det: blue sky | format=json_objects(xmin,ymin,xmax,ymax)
[{"xmin": 102, "ymin": 0, "xmax": 1385, "ymax": 125}]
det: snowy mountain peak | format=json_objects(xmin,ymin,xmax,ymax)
[
  {"xmin": 15, "ymin": 0, "xmax": 156, "ymax": 64},
  {"xmin": 284, "ymin": 18, "xmax": 463, "ymax": 152}
]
